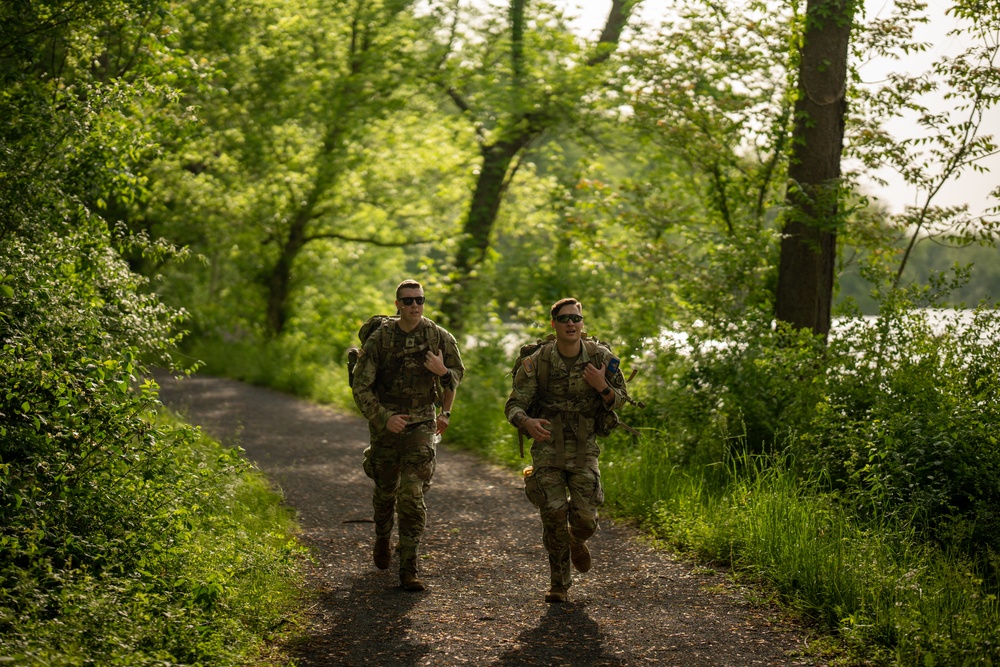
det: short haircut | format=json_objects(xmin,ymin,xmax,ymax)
[
  {"xmin": 396, "ymin": 279, "xmax": 423, "ymax": 299},
  {"xmin": 550, "ymin": 297, "xmax": 581, "ymax": 320}
]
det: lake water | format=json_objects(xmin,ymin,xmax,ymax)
[{"xmin": 654, "ymin": 307, "xmax": 998, "ymax": 355}]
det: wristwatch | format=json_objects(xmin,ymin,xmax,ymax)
[
  {"xmin": 600, "ymin": 387, "xmax": 612, "ymax": 396},
  {"xmin": 442, "ymin": 411, "xmax": 451, "ymax": 419}
]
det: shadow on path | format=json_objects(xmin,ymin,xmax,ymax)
[
  {"xmin": 496, "ymin": 603, "xmax": 627, "ymax": 667},
  {"xmin": 289, "ymin": 571, "xmax": 429, "ymax": 667}
]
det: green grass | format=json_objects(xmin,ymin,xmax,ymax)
[
  {"xmin": 602, "ymin": 438, "xmax": 1000, "ymax": 666},
  {"xmin": 186, "ymin": 336, "xmax": 353, "ymax": 408}
]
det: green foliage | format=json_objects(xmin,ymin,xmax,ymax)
[
  {"xmin": 604, "ymin": 450, "xmax": 1000, "ymax": 665},
  {"xmin": 0, "ymin": 407, "xmax": 302, "ymax": 666},
  {"xmin": 444, "ymin": 325, "xmax": 530, "ymax": 467},
  {"xmin": 25, "ymin": 0, "xmax": 988, "ymax": 664},
  {"xmin": 631, "ymin": 311, "xmax": 827, "ymax": 463},
  {"xmin": 141, "ymin": 0, "xmax": 472, "ymax": 337},
  {"xmin": 0, "ymin": 194, "xmax": 301, "ymax": 666},
  {"xmin": 594, "ymin": 273, "xmax": 1000, "ymax": 664},
  {"xmin": 522, "ymin": 0, "xmax": 801, "ymax": 344},
  {"xmin": 0, "ymin": 230, "xmax": 301, "ymax": 666},
  {"xmin": 1, "ymin": 1, "xmax": 302, "ymax": 663},
  {"xmin": 848, "ymin": 0, "xmax": 1000, "ymax": 266},
  {"xmin": 621, "ymin": 0, "xmax": 797, "ymax": 223},
  {"xmin": 0, "ymin": 228, "xmax": 295, "ymax": 665},
  {"xmin": 839, "ymin": 240, "xmax": 1000, "ymax": 313},
  {"xmin": 422, "ymin": 0, "xmax": 643, "ymax": 327},
  {"xmin": 801, "ymin": 295, "xmax": 1000, "ymax": 556}
]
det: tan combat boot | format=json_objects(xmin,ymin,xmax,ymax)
[
  {"xmin": 400, "ymin": 570, "xmax": 426, "ymax": 592},
  {"xmin": 569, "ymin": 536, "xmax": 591, "ymax": 573},
  {"xmin": 544, "ymin": 585, "xmax": 568, "ymax": 603},
  {"xmin": 373, "ymin": 536, "xmax": 391, "ymax": 570}
]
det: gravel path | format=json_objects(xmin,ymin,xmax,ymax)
[{"xmin": 154, "ymin": 372, "xmax": 820, "ymax": 667}]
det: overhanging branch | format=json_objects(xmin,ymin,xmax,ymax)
[
  {"xmin": 587, "ymin": 0, "xmax": 638, "ymax": 66},
  {"xmin": 306, "ymin": 231, "xmax": 447, "ymax": 247}
]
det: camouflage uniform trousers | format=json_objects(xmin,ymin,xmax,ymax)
[
  {"xmin": 363, "ymin": 420, "xmax": 437, "ymax": 575},
  {"xmin": 524, "ymin": 461, "xmax": 605, "ymax": 591}
]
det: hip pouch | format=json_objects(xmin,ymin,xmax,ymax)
[{"xmin": 523, "ymin": 469, "xmax": 545, "ymax": 508}]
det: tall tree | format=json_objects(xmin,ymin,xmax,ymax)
[
  {"xmin": 260, "ymin": 0, "xmax": 424, "ymax": 334},
  {"xmin": 436, "ymin": 0, "xmax": 641, "ymax": 330},
  {"xmin": 609, "ymin": 0, "xmax": 796, "ymax": 331},
  {"xmin": 774, "ymin": 0, "xmax": 857, "ymax": 337},
  {"xmin": 144, "ymin": 0, "xmax": 462, "ymax": 336}
]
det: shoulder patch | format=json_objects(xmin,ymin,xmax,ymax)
[
  {"xmin": 522, "ymin": 356, "xmax": 535, "ymax": 375},
  {"xmin": 606, "ymin": 355, "xmax": 620, "ymax": 375}
]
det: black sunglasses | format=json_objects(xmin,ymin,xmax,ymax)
[
  {"xmin": 554, "ymin": 314, "xmax": 583, "ymax": 323},
  {"xmin": 399, "ymin": 296, "xmax": 425, "ymax": 306}
]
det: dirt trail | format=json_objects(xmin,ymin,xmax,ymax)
[{"xmin": 154, "ymin": 372, "xmax": 818, "ymax": 667}]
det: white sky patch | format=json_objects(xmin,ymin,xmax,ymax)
[{"xmin": 555, "ymin": 0, "xmax": 999, "ymax": 217}]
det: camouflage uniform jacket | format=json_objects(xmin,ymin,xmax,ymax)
[
  {"xmin": 505, "ymin": 338, "xmax": 626, "ymax": 469},
  {"xmin": 352, "ymin": 317, "xmax": 464, "ymax": 433}
]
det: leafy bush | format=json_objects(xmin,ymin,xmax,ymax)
[
  {"xmin": 0, "ymin": 21, "xmax": 303, "ymax": 649},
  {"xmin": 444, "ymin": 324, "xmax": 526, "ymax": 466},
  {"xmin": 800, "ymin": 296, "xmax": 1000, "ymax": 556},
  {"xmin": 631, "ymin": 310, "xmax": 826, "ymax": 465},
  {"xmin": 616, "ymin": 449, "xmax": 1000, "ymax": 665},
  {"xmin": 0, "ymin": 409, "xmax": 302, "ymax": 666},
  {"xmin": 1, "ymin": 227, "xmax": 302, "ymax": 665}
]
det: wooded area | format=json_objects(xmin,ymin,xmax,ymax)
[{"xmin": 2, "ymin": 0, "xmax": 1000, "ymax": 664}]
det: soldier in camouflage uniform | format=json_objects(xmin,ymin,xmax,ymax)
[
  {"xmin": 505, "ymin": 297, "xmax": 627, "ymax": 603},
  {"xmin": 352, "ymin": 280, "xmax": 464, "ymax": 591}
]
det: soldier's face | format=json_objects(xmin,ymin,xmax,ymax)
[
  {"xmin": 551, "ymin": 303, "xmax": 583, "ymax": 344},
  {"xmin": 396, "ymin": 288, "xmax": 425, "ymax": 323}
]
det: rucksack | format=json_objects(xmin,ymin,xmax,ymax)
[
  {"xmin": 347, "ymin": 315, "xmax": 445, "ymax": 394},
  {"xmin": 347, "ymin": 315, "xmax": 395, "ymax": 388},
  {"xmin": 509, "ymin": 334, "xmax": 643, "ymax": 457}
]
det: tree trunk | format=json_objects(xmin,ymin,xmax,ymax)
[
  {"xmin": 440, "ymin": 133, "xmax": 533, "ymax": 328},
  {"xmin": 266, "ymin": 212, "xmax": 309, "ymax": 336},
  {"xmin": 774, "ymin": 0, "xmax": 856, "ymax": 339}
]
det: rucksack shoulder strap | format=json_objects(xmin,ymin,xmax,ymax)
[
  {"xmin": 368, "ymin": 318, "xmax": 405, "ymax": 376},
  {"xmin": 582, "ymin": 335, "xmax": 612, "ymax": 358},
  {"xmin": 377, "ymin": 318, "xmax": 397, "ymax": 353},
  {"xmin": 423, "ymin": 317, "xmax": 444, "ymax": 352},
  {"xmin": 535, "ymin": 340, "xmax": 554, "ymax": 391}
]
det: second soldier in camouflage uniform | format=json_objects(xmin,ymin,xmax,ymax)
[
  {"xmin": 352, "ymin": 279, "xmax": 464, "ymax": 591},
  {"xmin": 505, "ymin": 297, "xmax": 627, "ymax": 603}
]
